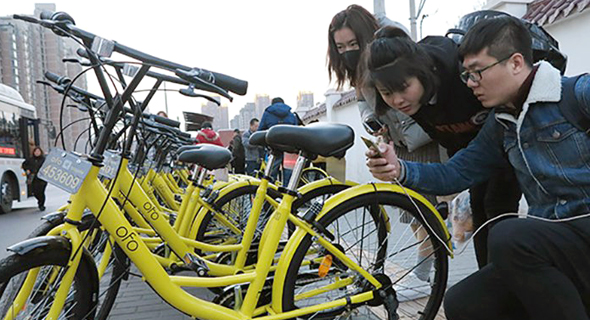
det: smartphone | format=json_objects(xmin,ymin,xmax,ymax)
[
  {"xmin": 363, "ymin": 117, "xmax": 384, "ymax": 135},
  {"xmin": 361, "ymin": 136, "xmax": 383, "ymax": 158}
]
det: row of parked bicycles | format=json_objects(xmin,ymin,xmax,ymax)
[{"xmin": 0, "ymin": 11, "xmax": 452, "ymax": 320}]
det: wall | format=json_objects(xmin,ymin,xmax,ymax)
[
  {"xmin": 543, "ymin": 10, "xmax": 590, "ymax": 76},
  {"xmin": 324, "ymin": 93, "xmax": 376, "ymax": 184}
]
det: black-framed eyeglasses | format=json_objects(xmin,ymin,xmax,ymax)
[{"xmin": 460, "ymin": 53, "xmax": 515, "ymax": 84}]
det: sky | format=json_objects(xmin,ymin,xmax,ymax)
[{"xmin": 1, "ymin": 0, "xmax": 487, "ymax": 122}]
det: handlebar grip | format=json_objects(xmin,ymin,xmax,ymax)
[
  {"xmin": 44, "ymin": 71, "xmax": 61, "ymax": 84},
  {"xmin": 210, "ymin": 72, "xmax": 248, "ymax": 96},
  {"xmin": 13, "ymin": 14, "xmax": 39, "ymax": 24},
  {"xmin": 152, "ymin": 114, "xmax": 180, "ymax": 128},
  {"xmin": 179, "ymin": 131, "xmax": 191, "ymax": 139},
  {"xmin": 44, "ymin": 71, "xmax": 71, "ymax": 86}
]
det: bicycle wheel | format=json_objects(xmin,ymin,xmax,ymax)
[
  {"xmin": 27, "ymin": 217, "xmax": 128, "ymax": 320},
  {"xmin": 281, "ymin": 191, "xmax": 448, "ymax": 320},
  {"xmin": 195, "ymin": 185, "xmax": 281, "ymax": 257},
  {"xmin": 0, "ymin": 244, "xmax": 96, "ymax": 320}
]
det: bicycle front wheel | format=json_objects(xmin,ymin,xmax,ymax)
[
  {"xmin": 0, "ymin": 244, "xmax": 96, "ymax": 320},
  {"xmin": 281, "ymin": 191, "xmax": 448, "ymax": 320}
]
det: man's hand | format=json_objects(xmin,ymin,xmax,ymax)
[{"xmin": 365, "ymin": 141, "xmax": 401, "ymax": 181}]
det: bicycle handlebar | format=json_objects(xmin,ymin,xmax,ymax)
[
  {"xmin": 152, "ymin": 114, "xmax": 180, "ymax": 128},
  {"xmin": 16, "ymin": 11, "xmax": 248, "ymax": 96}
]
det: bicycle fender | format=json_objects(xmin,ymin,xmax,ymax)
[
  {"xmin": 41, "ymin": 211, "xmax": 66, "ymax": 223},
  {"xmin": 314, "ymin": 183, "xmax": 449, "ymax": 244},
  {"xmin": 7, "ymin": 235, "xmax": 100, "ymax": 313},
  {"xmin": 8, "ymin": 235, "xmax": 70, "ymax": 256},
  {"xmin": 296, "ymin": 177, "xmax": 358, "ymax": 195}
]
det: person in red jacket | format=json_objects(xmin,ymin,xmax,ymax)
[{"xmin": 195, "ymin": 122, "xmax": 223, "ymax": 146}]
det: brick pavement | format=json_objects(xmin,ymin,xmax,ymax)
[{"xmin": 106, "ymin": 244, "xmax": 477, "ymax": 320}]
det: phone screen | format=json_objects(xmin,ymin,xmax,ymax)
[
  {"xmin": 363, "ymin": 118, "xmax": 384, "ymax": 135},
  {"xmin": 361, "ymin": 136, "xmax": 382, "ymax": 158}
]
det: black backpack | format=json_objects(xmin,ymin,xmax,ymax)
[{"xmin": 446, "ymin": 10, "xmax": 568, "ymax": 75}]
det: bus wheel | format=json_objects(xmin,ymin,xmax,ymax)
[{"xmin": 0, "ymin": 174, "xmax": 13, "ymax": 214}]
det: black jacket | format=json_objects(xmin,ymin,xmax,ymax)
[
  {"xmin": 22, "ymin": 155, "xmax": 45, "ymax": 175},
  {"xmin": 410, "ymin": 36, "xmax": 489, "ymax": 156}
]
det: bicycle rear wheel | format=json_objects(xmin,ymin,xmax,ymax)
[
  {"xmin": 281, "ymin": 191, "xmax": 448, "ymax": 320},
  {"xmin": 195, "ymin": 185, "xmax": 280, "ymax": 257},
  {"xmin": 0, "ymin": 244, "xmax": 96, "ymax": 320}
]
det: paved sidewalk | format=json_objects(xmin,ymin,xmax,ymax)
[{"xmin": 106, "ymin": 244, "xmax": 478, "ymax": 320}]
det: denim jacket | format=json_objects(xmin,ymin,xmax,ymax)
[{"xmin": 401, "ymin": 61, "xmax": 590, "ymax": 219}]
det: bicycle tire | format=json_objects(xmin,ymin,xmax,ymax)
[
  {"xmin": 27, "ymin": 218, "xmax": 128, "ymax": 320},
  {"xmin": 280, "ymin": 191, "xmax": 448, "ymax": 320},
  {"xmin": 0, "ymin": 243, "xmax": 96, "ymax": 320}
]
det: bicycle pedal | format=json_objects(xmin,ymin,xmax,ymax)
[
  {"xmin": 183, "ymin": 253, "xmax": 209, "ymax": 276},
  {"xmin": 382, "ymin": 292, "xmax": 400, "ymax": 320},
  {"xmin": 371, "ymin": 273, "xmax": 399, "ymax": 320}
]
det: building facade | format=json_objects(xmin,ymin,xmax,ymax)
[
  {"xmin": 254, "ymin": 94, "xmax": 270, "ymax": 119},
  {"xmin": 296, "ymin": 91, "xmax": 314, "ymax": 114},
  {"xmin": 0, "ymin": 3, "xmax": 89, "ymax": 153},
  {"xmin": 200, "ymin": 96, "xmax": 230, "ymax": 130}
]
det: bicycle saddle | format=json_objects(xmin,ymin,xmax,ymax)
[
  {"xmin": 250, "ymin": 131, "xmax": 267, "ymax": 147},
  {"xmin": 266, "ymin": 123, "xmax": 354, "ymax": 158},
  {"xmin": 251, "ymin": 130, "xmax": 299, "ymax": 154},
  {"xmin": 178, "ymin": 144, "xmax": 231, "ymax": 170},
  {"xmin": 176, "ymin": 145, "xmax": 201, "ymax": 155}
]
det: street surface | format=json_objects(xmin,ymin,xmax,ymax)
[{"xmin": 0, "ymin": 184, "xmax": 69, "ymax": 259}]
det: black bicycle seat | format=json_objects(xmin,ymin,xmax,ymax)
[
  {"xmin": 176, "ymin": 145, "xmax": 201, "ymax": 155},
  {"xmin": 178, "ymin": 144, "xmax": 231, "ymax": 170},
  {"xmin": 266, "ymin": 123, "xmax": 354, "ymax": 158},
  {"xmin": 250, "ymin": 131, "xmax": 267, "ymax": 147}
]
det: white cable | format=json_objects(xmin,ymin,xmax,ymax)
[
  {"xmin": 390, "ymin": 177, "xmax": 590, "ymax": 258},
  {"xmin": 391, "ymin": 178, "xmax": 454, "ymax": 255},
  {"xmin": 454, "ymin": 211, "xmax": 590, "ymax": 256}
]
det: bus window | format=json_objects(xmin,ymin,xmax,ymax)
[{"xmin": 0, "ymin": 111, "xmax": 22, "ymax": 158}]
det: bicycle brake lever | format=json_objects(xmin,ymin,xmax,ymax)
[
  {"xmin": 179, "ymin": 87, "xmax": 221, "ymax": 106},
  {"xmin": 63, "ymin": 57, "xmax": 92, "ymax": 67}
]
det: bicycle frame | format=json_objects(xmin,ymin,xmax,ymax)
[{"xmin": 14, "ymin": 154, "xmax": 393, "ymax": 320}]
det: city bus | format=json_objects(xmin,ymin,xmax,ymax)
[{"xmin": 0, "ymin": 83, "xmax": 39, "ymax": 213}]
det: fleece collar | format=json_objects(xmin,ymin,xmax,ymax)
[
  {"xmin": 514, "ymin": 60, "xmax": 560, "ymax": 196},
  {"xmin": 516, "ymin": 61, "xmax": 562, "ymax": 131}
]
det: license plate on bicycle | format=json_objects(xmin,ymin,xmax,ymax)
[
  {"xmin": 38, "ymin": 148, "xmax": 92, "ymax": 194},
  {"xmin": 99, "ymin": 150, "xmax": 121, "ymax": 179}
]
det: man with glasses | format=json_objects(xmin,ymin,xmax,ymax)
[{"xmin": 367, "ymin": 15, "xmax": 590, "ymax": 320}]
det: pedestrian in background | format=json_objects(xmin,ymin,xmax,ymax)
[
  {"xmin": 22, "ymin": 146, "xmax": 47, "ymax": 211},
  {"xmin": 157, "ymin": 110, "xmax": 168, "ymax": 118},
  {"xmin": 195, "ymin": 122, "xmax": 223, "ymax": 146},
  {"xmin": 243, "ymin": 118, "xmax": 262, "ymax": 176},
  {"xmin": 229, "ymin": 128, "xmax": 245, "ymax": 174},
  {"xmin": 258, "ymin": 97, "xmax": 298, "ymax": 183}
]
